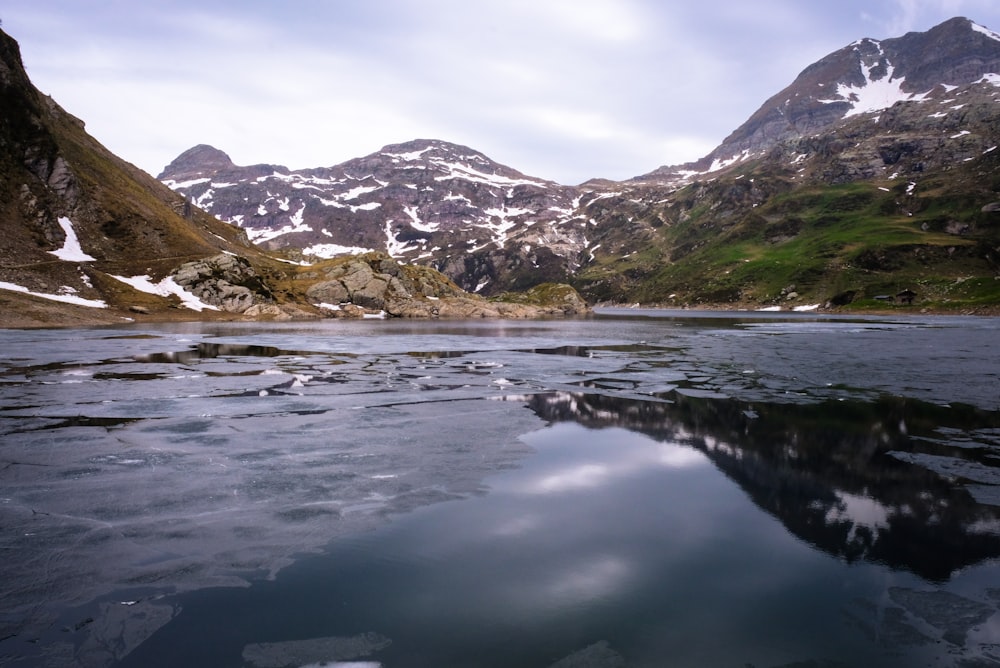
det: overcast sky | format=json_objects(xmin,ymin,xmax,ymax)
[{"xmin": 4, "ymin": 1, "xmax": 1000, "ymax": 184}]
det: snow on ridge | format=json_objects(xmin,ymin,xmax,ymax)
[
  {"xmin": 50, "ymin": 217, "xmax": 96, "ymax": 262},
  {"xmin": 971, "ymin": 22, "xmax": 1000, "ymax": 43},
  {"xmin": 163, "ymin": 177, "xmax": 210, "ymax": 189},
  {"xmin": 708, "ymin": 149, "xmax": 754, "ymax": 172},
  {"xmin": 818, "ymin": 57, "xmax": 931, "ymax": 118},
  {"xmin": 255, "ymin": 171, "xmax": 294, "ymax": 183},
  {"xmin": 383, "ymin": 147, "xmax": 433, "ymax": 162},
  {"xmin": 431, "ymin": 158, "xmax": 548, "ymax": 188}
]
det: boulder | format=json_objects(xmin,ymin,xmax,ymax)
[
  {"xmin": 299, "ymin": 252, "xmax": 590, "ymax": 319},
  {"xmin": 170, "ymin": 254, "xmax": 272, "ymax": 313},
  {"xmin": 305, "ymin": 280, "xmax": 350, "ymax": 305}
]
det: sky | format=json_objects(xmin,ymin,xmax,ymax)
[{"xmin": 4, "ymin": 1, "xmax": 1000, "ymax": 185}]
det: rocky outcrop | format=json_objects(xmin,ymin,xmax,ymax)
[
  {"xmin": 301, "ymin": 253, "xmax": 589, "ymax": 318},
  {"xmin": 171, "ymin": 253, "xmax": 274, "ymax": 313}
]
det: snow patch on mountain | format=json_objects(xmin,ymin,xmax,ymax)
[
  {"xmin": 50, "ymin": 217, "xmax": 96, "ymax": 262},
  {"xmin": 818, "ymin": 44, "xmax": 931, "ymax": 117},
  {"xmin": 972, "ymin": 22, "xmax": 1000, "ymax": 42},
  {"xmin": 385, "ymin": 222, "xmax": 419, "ymax": 258},
  {"xmin": 0, "ymin": 280, "xmax": 107, "ymax": 308},
  {"xmin": 404, "ymin": 205, "xmax": 438, "ymax": 233},
  {"xmin": 162, "ymin": 177, "xmax": 210, "ymax": 189},
  {"xmin": 432, "ymin": 159, "xmax": 548, "ymax": 188},
  {"xmin": 246, "ymin": 218, "xmax": 313, "ymax": 243},
  {"xmin": 110, "ymin": 274, "xmax": 218, "ymax": 311},
  {"xmin": 302, "ymin": 243, "xmax": 373, "ymax": 259},
  {"xmin": 383, "ymin": 147, "xmax": 433, "ymax": 162}
]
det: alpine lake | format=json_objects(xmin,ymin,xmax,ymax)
[{"xmin": 2, "ymin": 308, "xmax": 1000, "ymax": 668}]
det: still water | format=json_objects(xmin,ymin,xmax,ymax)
[{"xmin": 2, "ymin": 308, "xmax": 1000, "ymax": 667}]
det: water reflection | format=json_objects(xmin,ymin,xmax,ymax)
[
  {"xmin": 515, "ymin": 390, "xmax": 1000, "ymax": 581},
  {"xmin": 134, "ymin": 342, "xmax": 302, "ymax": 364}
]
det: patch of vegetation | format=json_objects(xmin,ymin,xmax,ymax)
[
  {"xmin": 490, "ymin": 282, "xmax": 583, "ymax": 307},
  {"xmin": 581, "ymin": 168, "xmax": 1000, "ymax": 310}
]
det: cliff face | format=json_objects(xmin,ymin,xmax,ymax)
[{"xmin": 0, "ymin": 26, "xmax": 264, "ymax": 324}]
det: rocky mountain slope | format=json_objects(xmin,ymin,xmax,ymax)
[
  {"xmin": 639, "ymin": 16, "xmax": 1000, "ymax": 182},
  {"xmin": 161, "ymin": 17, "xmax": 1000, "ymax": 312},
  {"xmin": 159, "ymin": 139, "xmax": 591, "ymax": 295},
  {"xmin": 0, "ymin": 28, "xmax": 585, "ymax": 327}
]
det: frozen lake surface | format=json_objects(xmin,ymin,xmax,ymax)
[{"xmin": 2, "ymin": 308, "xmax": 1000, "ymax": 667}]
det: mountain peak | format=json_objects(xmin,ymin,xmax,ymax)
[
  {"xmin": 370, "ymin": 138, "xmax": 539, "ymax": 182},
  {"xmin": 638, "ymin": 16, "xmax": 1000, "ymax": 182},
  {"xmin": 157, "ymin": 144, "xmax": 235, "ymax": 181}
]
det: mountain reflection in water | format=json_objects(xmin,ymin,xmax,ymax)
[{"xmin": 516, "ymin": 389, "xmax": 1000, "ymax": 581}]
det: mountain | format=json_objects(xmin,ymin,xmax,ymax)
[
  {"xmin": 160, "ymin": 17, "xmax": 1000, "ymax": 312},
  {"xmin": 639, "ymin": 16, "xmax": 1000, "ymax": 182},
  {"xmin": 576, "ymin": 17, "xmax": 1000, "ymax": 309},
  {"xmin": 159, "ymin": 138, "xmax": 589, "ymax": 295},
  {"xmin": 0, "ymin": 28, "xmax": 586, "ymax": 327},
  {"xmin": 0, "ymin": 28, "xmax": 269, "ymax": 326}
]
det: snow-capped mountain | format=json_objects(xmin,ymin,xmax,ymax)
[
  {"xmin": 160, "ymin": 17, "xmax": 1000, "ymax": 308},
  {"xmin": 160, "ymin": 139, "xmax": 595, "ymax": 294},
  {"xmin": 639, "ymin": 16, "xmax": 1000, "ymax": 182}
]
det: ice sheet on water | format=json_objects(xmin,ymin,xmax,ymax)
[
  {"xmin": 888, "ymin": 451, "xmax": 1000, "ymax": 486},
  {"xmin": 3, "ymin": 314, "xmax": 1000, "ymax": 663},
  {"xmin": 547, "ymin": 640, "xmax": 626, "ymax": 667},
  {"xmin": 242, "ymin": 632, "xmax": 391, "ymax": 668}
]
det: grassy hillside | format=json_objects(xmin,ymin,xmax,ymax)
[{"xmin": 575, "ymin": 143, "xmax": 1000, "ymax": 312}]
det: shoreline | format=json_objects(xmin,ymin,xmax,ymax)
[{"xmin": 3, "ymin": 291, "xmax": 999, "ymax": 330}]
